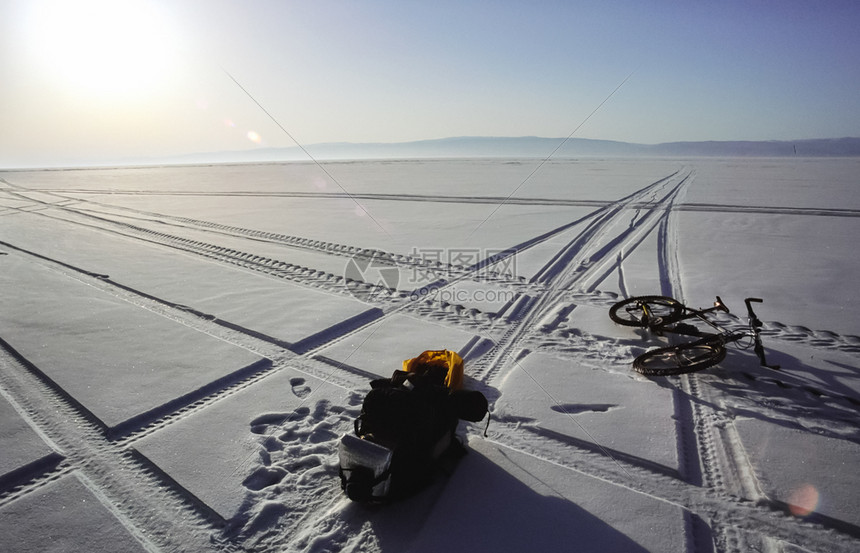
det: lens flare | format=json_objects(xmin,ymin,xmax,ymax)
[
  {"xmin": 247, "ymin": 131, "xmax": 262, "ymax": 144},
  {"xmin": 788, "ymin": 484, "xmax": 820, "ymax": 517}
]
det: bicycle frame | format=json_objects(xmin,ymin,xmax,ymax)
[{"xmin": 643, "ymin": 296, "xmax": 730, "ymax": 338}]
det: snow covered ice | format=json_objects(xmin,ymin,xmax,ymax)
[{"xmin": 1, "ymin": 157, "xmax": 859, "ymax": 552}]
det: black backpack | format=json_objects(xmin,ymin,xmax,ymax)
[{"xmin": 338, "ymin": 367, "xmax": 488, "ymax": 502}]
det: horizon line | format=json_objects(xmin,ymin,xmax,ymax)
[{"xmin": 3, "ymin": 135, "xmax": 860, "ymax": 170}]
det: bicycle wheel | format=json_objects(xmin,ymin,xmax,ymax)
[
  {"xmin": 633, "ymin": 342, "xmax": 726, "ymax": 376},
  {"xmin": 609, "ymin": 296, "xmax": 684, "ymax": 328}
]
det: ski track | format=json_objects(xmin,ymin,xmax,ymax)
[{"xmin": 1, "ymin": 169, "xmax": 859, "ymax": 552}]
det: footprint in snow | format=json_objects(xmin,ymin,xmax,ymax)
[
  {"xmin": 242, "ymin": 400, "xmax": 359, "ymax": 493},
  {"xmin": 551, "ymin": 403, "xmax": 619, "ymax": 415},
  {"xmin": 249, "ymin": 412, "xmax": 292, "ymax": 435},
  {"xmin": 290, "ymin": 377, "xmax": 311, "ymax": 398},
  {"xmin": 243, "ymin": 466, "xmax": 287, "ymax": 491},
  {"xmin": 234, "ymin": 397, "xmax": 366, "ymax": 543}
]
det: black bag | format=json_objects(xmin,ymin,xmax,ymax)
[{"xmin": 338, "ymin": 369, "xmax": 488, "ymax": 502}]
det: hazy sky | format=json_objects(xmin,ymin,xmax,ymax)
[{"xmin": 2, "ymin": 0, "xmax": 860, "ymax": 166}]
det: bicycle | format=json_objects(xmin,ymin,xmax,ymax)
[{"xmin": 609, "ymin": 295, "xmax": 780, "ymax": 376}]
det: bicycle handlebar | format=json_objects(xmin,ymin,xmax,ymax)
[
  {"xmin": 744, "ymin": 298, "xmax": 763, "ymax": 321},
  {"xmin": 743, "ymin": 297, "xmax": 780, "ymax": 370}
]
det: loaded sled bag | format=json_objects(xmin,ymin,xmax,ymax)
[{"xmin": 338, "ymin": 350, "xmax": 488, "ymax": 502}]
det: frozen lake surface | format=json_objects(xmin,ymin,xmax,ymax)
[{"xmin": 1, "ymin": 157, "xmax": 859, "ymax": 552}]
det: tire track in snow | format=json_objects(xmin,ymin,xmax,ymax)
[
  {"xmin": 6, "ymin": 175, "xmax": 709, "ymax": 370},
  {"xmin": 0, "ymin": 246, "xmax": 384, "ymax": 552},
  {"xmin": 649, "ymin": 170, "xmax": 738, "ymax": 550},
  {"xmin": 0, "ymin": 223, "xmax": 502, "ymax": 515},
  {"xmin": 0, "ymin": 242, "xmax": 376, "ymax": 445},
  {"xmin": 522, "ymin": 173, "xmax": 730, "ymax": 553},
  {"xmin": 528, "ymin": 170, "xmax": 681, "ymax": 285},
  {"xmin": 644, "ymin": 168, "xmax": 740, "ymax": 552},
  {"xmin": 485, "ymin": 166, "xmax": 859, "ymax": 551},
  {"xmin": 231, "ymin": 168, "xmax": 697, "ymax": 549},
  {"xmin": 0, "ymin": 345, "xmax": 238, "ymax": 552},
  {"xmin": 6, "ymin": 169, "xmax": 858, "ymax": 552},
  {"xmin": 2, "ymin": 181, "xmax": 526, "ymax": 289},
  {"xmin": 2, "ymin": 201, "xmax": 516, "ymax": 349},
  {"xmin": 472, "ymin": 168, "xmax": 691, "ymax": 384},
  {"xmin": 0, "ymin": 214, "xmax": 509, "ymax": 526},
  {"xmin": 2, "ymin": 185, "xmax": 542, "ymax": 345},
  {"xmin": 484, "ymin": 422, "xmax": 860, "ymax": 553},
  {"xmin": 18, "ymin": 184, "xmax": 860, "ymax": 218},
  {"xmin": 533, "ymin": 170, "xmax": 693, "ymax": 297},
  {"xmin": 6, "ymin": 175, "xmax": 666, "ymax": 376},
  {"xmin": 657, "ymin": 167, "xmax": 690, "ymax": 301},
  {"xmin": 647, "ymin": 169, "xmax": 784, "ymax": 553}
]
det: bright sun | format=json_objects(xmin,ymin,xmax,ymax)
[{"xmin": 26, "ymin": 0, "xmax": 179, "ymax": 99}]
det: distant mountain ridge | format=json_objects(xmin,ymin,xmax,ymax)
[
  {"xmin": 165, "ymin": 136, "xmax": 860, "ymax": 165},
  {"xmin": 31, "ymin": 136, "xmax": 857, "ymax": 168}
]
